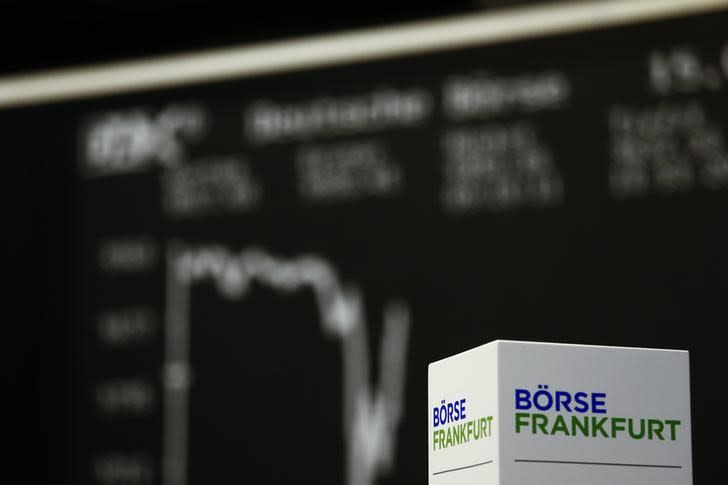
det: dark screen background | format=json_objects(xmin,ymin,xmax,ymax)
[{"xmin": 9, "ymin": 5, "xmax": 728, "ymax": 485}]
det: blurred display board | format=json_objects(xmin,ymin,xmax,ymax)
[{"xmin": 5, "ymin": 1, "xmax": 728, "ymax": 484}]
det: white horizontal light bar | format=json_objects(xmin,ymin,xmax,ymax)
[{"xmin": 0, "ymin": 0, "xmax": 726, "ymax": 108}]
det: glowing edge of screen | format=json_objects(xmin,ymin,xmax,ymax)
[{"xmin": 0, "ymin": 0, "xmax": 726, "ymax": 108}]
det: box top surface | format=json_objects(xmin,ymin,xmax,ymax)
[{"xmin": 429, "ymin": 340, "xmax": 688, "ymax": 367}]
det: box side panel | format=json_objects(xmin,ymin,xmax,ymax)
[
  {"xmin": 429, "ymin": 344, "xmax": 499, "ymax": 485},
  {"xmin": 681, "ymin": 351, "xmax": 694, "ymax": 483},
  {"xmin": 498, "ymin": 341, "xmax": 691, "ymax": 485}
]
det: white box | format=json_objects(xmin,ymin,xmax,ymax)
[{"xmin": 428, "ymin": 340, "xmax": 692, "ymax": 485}]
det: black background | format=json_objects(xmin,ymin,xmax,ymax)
[
  {"xmin": 0, "ymin": 1, "xmax": 500, "ymax": 75},
  {"xmin": 9, "ymin": 3, "xmax": 727, "ymax": 485}
]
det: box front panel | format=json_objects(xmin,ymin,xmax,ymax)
[{"xmin": 498, "ymin": 342, "xmax": 691, "ymax": 485}]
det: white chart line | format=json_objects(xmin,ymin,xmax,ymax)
[{"xmin": 163, "ymin": 242, "xmax": 411, "ymax": 485}]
